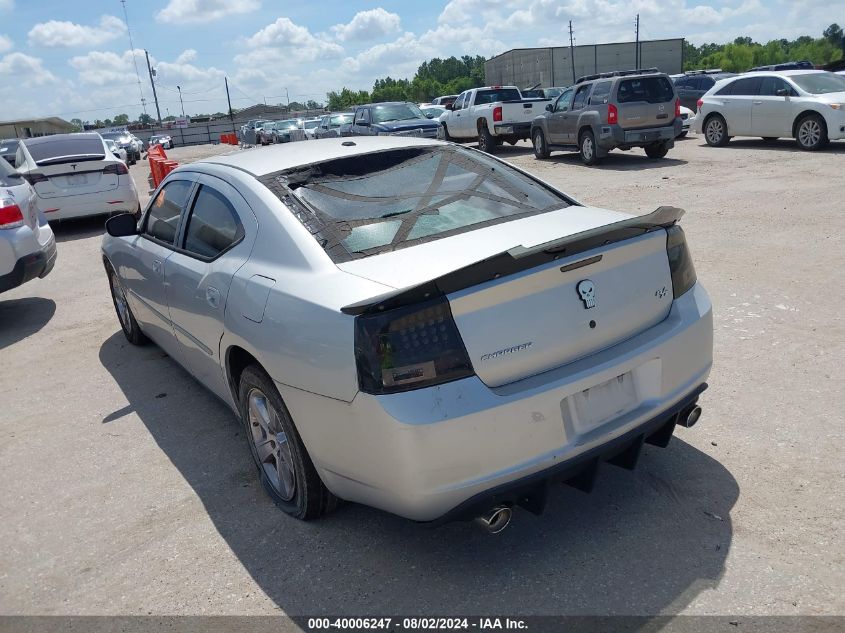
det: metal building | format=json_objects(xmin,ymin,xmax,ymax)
[
  {"xmin": 485, "ymin": 38, "xmax": 685, "ymax": 88},
  {"xmin": 0, "ymin": 117, "xmax": 75, "ymax": 139}
]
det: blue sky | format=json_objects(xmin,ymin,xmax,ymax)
[{"xmin": 0, "ymin": 0, "xmax": 838, "ymax": 121}]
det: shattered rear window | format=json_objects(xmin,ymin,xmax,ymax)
[{"xmin": 260, "ymin": 145, "xmax": 572, "ymax": 262}]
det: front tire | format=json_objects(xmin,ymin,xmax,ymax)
[
  {"xmin": 795, "ymin": 114, "xmax": 828, "ymax": 151},
  {"xmin": 238, "ymin": 365, "xmax": 338, "ymax": 520},
  {"xmin": 477, "ymin": 122, "xmax": 497, "ymax": 153},
  {"xmin": 532, "ymin": 128, "xmax": 550, "ymax": 159},
  {"xmin": 579, "ymin": 129, "xmax": 598, "ymax": 165},
  {"xmin": 107, "ymin": 263, "xmax": 147, "ymax": 346},
  {"xmin": 441, "ymin": 124, "xmax": 452, "ymax": 142},
  {"xmin": 704, "ymin": 114, "xmax": 730, "ymax": 147}
]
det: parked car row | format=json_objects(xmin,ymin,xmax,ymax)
[
  {"xmin": 99, "ymin": 131, "xmax": 143, "ymax": 165},
  {"xmin": 149, "ymin": 134, "xmax": 173, "ymax": 150}
]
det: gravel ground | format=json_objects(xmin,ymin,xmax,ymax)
[{"xmin": 0, "ymin": 136, "xmax": 842, "ymax": 618}]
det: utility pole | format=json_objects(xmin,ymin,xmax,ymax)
[
  {"xmin": 569, "ymin": 21, "xmax": 576, "ymax": 83},
  {"xmin": 177, "ymin": 85, "xmax": 185, "ymax": 118},
  {"xmin": 225, "ymin": 77, "xmax": 235, "ymax": 134},
  {"xmin": 635, "ymin": 14, "xmax": 640, "ymax": 68},
  {"xmin": 145, "ymin": 50, "xmax": 162, "ymax": 126},
  {"xmin": 285, "ymin": 87, "xmax": 290, "ymax": 112}
]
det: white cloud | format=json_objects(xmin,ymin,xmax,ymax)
[
  {"xmin": 27, "ymin": 15, "xmax": 126, "ymax": 48},
  {"xmin": 243, "ymin": 17, "xmax": 343, "ymax": 62},
  {"xmin": 0, "ymin": 0, "xmax": 13, "ymax": 10},
  {"xmin": 175, "ymin": 49, "xmax": 198, "ymax": 64},
  {"xmin": 331, "ymin": 8, "xmax": 401, "ymax": 41},
  {"xmin": 0, "ymin": 34, "xmax": 12, "ymax": 53},
  {"xmin": 69, "ymin": 49, "xmax": 224, "ymax": 89},
  {"xmin": 0, "ymin": 52, "xmax": 56, "ymax": 86},
  {"xmin": 156, "ymin": 0, "xmax": 260, "ymax": 24}
]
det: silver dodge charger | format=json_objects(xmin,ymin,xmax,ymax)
[{"xmin": 102, "ymin": 136, "xmax": 712, "ymax": 531}]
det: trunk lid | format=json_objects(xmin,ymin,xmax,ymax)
[
  {"xmin": 616, "ymin": 75, "xmax": 677, "ymax": 129},
  {"xmin": 32, "ymin": 161, "xmax": 119, "ymax": 199},
  {"xmin": 340, "ymin": 206, "xmax": 677, "ymax": 388}
]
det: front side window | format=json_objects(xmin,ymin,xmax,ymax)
[
  {"xmin": 759, "ymin": 76, "xmax": 797, "ymax": 96},
  {"xmin": 356, "ymin": 109, "xmax": 371, "ymax": 124},
  {"xmin": 182, "ymin": 185, "xmax": 244, "ymax": 259},
  {"xmin": 555, "ymin": 88, "xmax": 574, "ymax": 111},
  {"xmin": 145, "ymin": 180, "xmax": 193, "ymax": 245},
  {"xmin": 273, "ymin": 145, "xmax": 572, "ymax": 262},
  {"xmin": 452, "ymin": 93, "xmax": 465, "ymax": 110},
  {"xmin": 571, "ymin": 85, "xmax": 591, "ymax": 110}
]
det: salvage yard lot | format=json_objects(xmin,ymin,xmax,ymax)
[{"xmin": 1, "ymin": 137, "xmax": 842, "ymax": 617}]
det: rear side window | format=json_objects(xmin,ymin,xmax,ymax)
[
  {"xmin": 572, "ymin": 85, "xmax": 591, "ymax": 110},
  {"xmin": 617, "ymin": 77, "xmax": 675, "ymax": 104},
  {"xmin": 267, "ymin": 145, "xmax": 572, "ymax": 262},
  {"xmin": 718, "ymin": 77, "xmax": 761, "ymax": 96},
  {"xmin": 182, "ymin": 185, "xmax": 244, "ymax": 258},
  {"xmin": 590, "ymin": 81, "xmax": 612, "ymax": 104},
  {"xmin": 145, "ymin": 180, "xmax": 193, "ymax": 245},
  {"xmin": 24, "ymin": 136, "xmax": 106, "ymax": 165},
  {"xmin": 474, "ymin": 88, "xmax": 522, "ymax": 104}
]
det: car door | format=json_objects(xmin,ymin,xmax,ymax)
[
  {"xmin": 447, "ymin": 93, "xmax": 466, "ymax": 136},
  {"xmin": 164, "ymin": 175, "xmax": 257, "ymax": 400},
  {"xmin": 546, "ymin": 87, "xmax": 574, "ymax": 143},
  {"xmin": 751, "ymin": 76, "xmax": 798, "ymax": 137},
  {"xmin": 457, "ymin": 91, "xmax": 476, "ymax": 136},
  {"xmin": 719, "ymin": 76, "xmax": 760, "ymax": 136},
  {"xmin": 117, "ymin": 179, "xmax": 194, "ymax": 358},
  {"xmin": 561, "ymin": 84, "xmax": 591, "ymax": 143},
  {"xmin": 352, "ymin": 107, "xmax": 374, "ymax": 135}
]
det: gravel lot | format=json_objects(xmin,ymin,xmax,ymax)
[{"xmin": 1, "ymin": 137, "xmax": 843, "ymax": 618}]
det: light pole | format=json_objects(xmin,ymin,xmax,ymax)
[{"xmin": 177, "ymin": 85, "xmax": 185, "ymax": 118}]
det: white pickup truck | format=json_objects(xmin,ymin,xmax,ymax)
[{"xmin": 439, "ymin": 86, "xmax": 551, "ymax": 152}]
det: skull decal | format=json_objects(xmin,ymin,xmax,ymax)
[{"xmin": 576, "ymin": 279, "xmax": 596, "ymax": 309}]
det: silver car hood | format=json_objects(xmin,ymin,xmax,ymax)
[{"xmin": 336, "ymin": 205, "xmax": 633, "ymax": 290}]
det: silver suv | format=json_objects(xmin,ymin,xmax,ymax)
[{"xmin": 531, "ymin": 68, "xmax": 682, "ymax": 165}]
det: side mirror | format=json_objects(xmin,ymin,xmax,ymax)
[
  {"xmin": 776, "ymin": 88, "xmax": 789, "ymax": 97},
  {"xmin": 545, "ymin": 103, "xmax": 553, "ymax": 111},
  {"xmin": 105, "ymin": 212, "xmax": 139, "ymax": 237}
]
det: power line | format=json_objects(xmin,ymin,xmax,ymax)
[{"xmin": 120, "ymin": 0, "xmax": 147, "ymax": 115}]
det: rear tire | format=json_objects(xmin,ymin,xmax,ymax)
[
  {"xmin": 644, "ymin": 142, "xmax": 669, "ymax": 159},
  {"xmin": 704, "ymin": 114, "xmax": 730, "ymax": 147},
  {"xmin": 532, "ymin": 128, "xmax": 550, "ymax": 159},
  {"xmin": 579, "ymin": 129, "xmax": 598, "ymax": 165},
  {"xmin": 795, "ymin": 113, "xmax": 828, "ymax": 151},
  {"xmin": 477, "ymin": 122, "xmax": 497, "ymax": 153},
  {"xmin": 238, "ymin": 365, "xmax": 338, "ymax": 520},
  {"xmin": 676, "ymin": 131, "xmax": 688, "ymax": 138},
  {"xmin": 107, "ymin": 263, "xmax": 147, "ymax": 346}
]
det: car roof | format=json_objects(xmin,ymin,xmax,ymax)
[
  {"xmin": 198, "ymin": 135, "xmax": 443, "ymax": 177},
  {"xmin": 23, "ymin": 132, "xmax": 101, "ymax": 146}
]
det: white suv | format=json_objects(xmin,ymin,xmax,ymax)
[
  {"xmin": 695, "ymin": 70, "xmax": 845, "ymax": 150},
  {"xmin": 14, "ymin": 133, "xmax": 140, "ymax": 221}
]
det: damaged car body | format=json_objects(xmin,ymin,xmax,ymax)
[{"xmin": 101, "ymin": 137, "xmax": 713, "ymax": 530}]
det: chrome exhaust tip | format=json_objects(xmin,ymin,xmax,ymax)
[
  {"xmin": 677, "ymin": 405, "xmax": 702, "ymax": 428},
  {"xmin": 474, "ymin": 505, "xmax": 513, "ymax": 534}
]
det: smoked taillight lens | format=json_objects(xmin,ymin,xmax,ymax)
[
  {"xmin": 666, "ymin": 225, "xmax": 697, "ymax": 298},
  {"xmin": 0, "ymin": 200, "xmax": 24, "ymax": 229},
  {"xmin": 103, "ymin": 162, "xmax": 129, "ymax": 175},
  {"xmin": 607, "ymin": 103, "xmax": 618, "ymax": 124},
  {"xmin": 354, "ymin": 296, "xmax": 475, "ymax": 395},
  {"xmin": 493, "ymin": 106, "xmax": 503, "ymax": 122}
]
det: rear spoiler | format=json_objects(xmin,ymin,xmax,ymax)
[{"xmin": 341, "ymin": 206, "xmax": 684, "ymax": 316}]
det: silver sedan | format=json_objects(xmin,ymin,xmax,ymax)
[{"xmin": 101, "ymin": 136, "xmax": 712, "ymax": 528}]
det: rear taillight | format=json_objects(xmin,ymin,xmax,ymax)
[
  {"xmin": 493, "ymin": 106, "xmax": 503, "ymax": 122},
  {"xmin": 607, "ymin": 103, "xmax": 618, "ymax": 124},
  {"xmin": 0, "ymin": 200, "xmax": 24, "ymax": 229},
  {"xmin": 354, "ymin": 296, "xmax": 475, "ymax": 395},
  {"xmin": 23, "ymin": 173, "xmax": 48, "ymax": 186},
  {"xmin": 103, "ymin": 162, "xmax": 129, "ymax": 175},
  {"xmin": 675, "ymin": 98, "xmax": 681, "ymax": 118},
  {"xmin": 666, "ymin": 225, "xmax": 697, "ymax": 298},
  {"xmin": 696, "ymin": 98, "xmax": 703, "ymax": 110}
]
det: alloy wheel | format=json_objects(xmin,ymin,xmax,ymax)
[
  {"xmin": 247, "ymin": 388, "xmax": 296, "ymax": 501},
  {"xmin": 798, "ymin": 119, "xmax": 821, "ymax": 148},
  {"xmin": 110, "ymin": 273, "xmax": 130, "ymax": 331},
  {"xmin": 706, "ymin": 119, "xmax": 723, "ymax": 144}
]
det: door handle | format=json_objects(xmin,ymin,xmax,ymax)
[
  {"xmin": 152, "ymin": 259, "xmax": 162, "ymax": 275},
  {"xmin": 206, "ymin": 286, "xmax": 220, "ymax": 309},
  {"xmin": 753, "ymin": 100, "xmax": 763, "ymax": 105}
]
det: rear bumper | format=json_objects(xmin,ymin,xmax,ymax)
[
  {"xmin": 0, "ymin": 236, "xmax": 56, "ymax": 293},
  {"xmin": 494, "ymin": 122, "xmax": 532, "ymax": 137},
  {"xmin": 37, "ymin": 181, "xmax": 139, "ymax": 221},
  {"xmin": 279, "ymin": 282, "xmax": 713, "ymax": 522},
  {"xmin": 599, "ymin": 120, "xmax": 681, "ymax": 149}
]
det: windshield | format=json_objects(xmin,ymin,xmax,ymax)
[
  {"xmin": 25, "ymin": 136, "xmax": 105, "ymax": 164},
  {"xmin": 421, "ymin": 106, "xmax": 446, "ymax": 118},
  {"xmin": 545, "ymin": 87, "xmax": 565, "ymax": 99},
  {"xmin": 304, "ymin": 120, "xmax": 320, "ymax": 129},
  {"xmin": 617, "ymin": 76, "xmax": 675, "ymax": 104},
  {"xmin": 329, "ymin": 114, "xmax": 352, "ymax": 126},
  {"xmin": 790, "ymin": 72, "xmax": 845, "ymax": 94},
  {"xmin": 276, "ymin": 120, "xmax": 299, "ymax": 130},
  {"xmin": 104, "ymin": 140, "xmax": 116, "ymax": 149},
  {"xmin": 275, "ymin": 145, "xmax": 570, "ymax": 262},
  {"xmin": 474, "ymin": 88, "xmax": 522, "ymax": 104},
  {"xmin": 0, "ymin": 139, "xmax": 19, "ymax": 155},
  {"xmin": 371, "ymin": 103, "xmax": 425, "ymax": 123},
  {"xmin": 0, "ymin": 153, "xmax": 23, "ymax": 186}
]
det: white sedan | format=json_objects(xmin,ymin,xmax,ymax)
[
  {"xmin": 15, "ymin": 133, "xmax": 140, "ymax": 221},
  {"xmin": 678, "ymin": 105, "xmax": 696, "ymax": 137},
  {"xmin": 101, "ymin": 136, "xmax": 712, "ymax": 529},
  {"xmin": 696, "ymin": 70, "xmax": 845, "ymax": 150}
]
